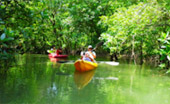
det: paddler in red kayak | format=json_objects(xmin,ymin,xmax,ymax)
[
  {"xmin": 50, "ymin": 46, "xmax": 57, "ymax": 53},
  {"xmin": 56, "ymin": 47, "xmax": 62, "ymax": 55}
]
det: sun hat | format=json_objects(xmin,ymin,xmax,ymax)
[{"xmin": 88, "ymin": 45, "xmax": 93, "ymax": 49}]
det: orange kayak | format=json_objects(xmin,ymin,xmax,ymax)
[{"xmin": 74, "ymin": 60, "xmax": 98, "ymax": 72}]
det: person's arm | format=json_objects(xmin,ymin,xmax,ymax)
[
  {"xmin": 81, "ymin": 56, "xmax": 83, "ymax": 60},
  {"xmin": 88, "ymin": 55, "xmax": 94, "ymax": 62},
  {"xmin": 89, "ymin": 51, "xmax": 96, "ymax": 59},
  {"xmin": 56, "ymin": 50, "xmax": 59, "ymax": 55}
]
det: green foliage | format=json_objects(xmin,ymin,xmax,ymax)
[
  {"xmin": 166, "ymin": 69, "xmax": 170, "ymax": 74},
  {"xmin": 100, "ymin": 1, "xmax": 164, "ymax": 52},
  {"xmin": 0, "ymin": 31, "xmax": 15, "ymax": 60},
  {"xmin": 158, "ymin": 32, "xmax": 170, "ymax": 69},
  {"xmin": 99, "ymin": 0, "xmax": 170, "ymax": 66},
  {"xmin": 0, "ymin": 0, "xmax": 145, "ymax": 57},
  {"xmin": 0, "ymin": 0, "xmax": 169, "ymax": 71}
]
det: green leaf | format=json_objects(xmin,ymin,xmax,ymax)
[
  {"xmin": 159, "ymin": 63, "xmax": 166, "ymax": 69},
  {"xmin": 2, "ymin": 43, "xmax": 8, "ymax": 48},
  {"xmin": 1, "ymin": 33, "xmax": 6, "ymax": 40},
  {"xmin": 166, "ymin": 69, "xmax": 170, "ymax": 74},
  {"xmin": 46, "ymin": 41, "xmax": 52, "ymax": 46},
  {"xmin": 160, "ymin": 55, "xmax": 166, "ymax": 60},
  {"xmin": 167, "ymin": 55, "xmax": 170, "ymax": 61},
  {"xmin": 2, "ymin": 38, "xmax": 14, "ymax": 42},
  {"xmin": 1, "ymin": 4, "xmax": 5, "ymax": 9}
]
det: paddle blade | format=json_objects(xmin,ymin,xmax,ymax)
[
  {"xmin": 105, "ymin": 62, "xmax": 119, "ymax": 66},
  {"xmin": 93, "ymin": 41, "xmax": 104, "ymax": 51},
  {"xmin": 98, "ymin": 61, "xmax": 119, "ymax": 66}
]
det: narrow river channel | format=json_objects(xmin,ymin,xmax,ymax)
[{"xmin": 0, "ymin": 54, "xmax": 170, "ymax": 104}]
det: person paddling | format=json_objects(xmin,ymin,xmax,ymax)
[
  {"xmin": 50, "ymin": 46, "xmax": 57, "ymax": 54},
  {"xmin": 56, "ymin": 47, "xmax": 62, "ymax": 55},
  {"xmin": 87, "ymin": 45, "xmax": 96, "ymax": 59},
  {"xmin": 81, "ymin": 45, "xmax": 96, "ymax": 62},
  {"xmin": 81, "ymin": 52, "xmax": 94, "ymax": 62}
]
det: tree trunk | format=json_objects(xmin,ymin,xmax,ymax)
[
  {"xmin": 131, "ymin": 35, "xmax": 136, "ymax": 65},
  {"xmin": 50, "ymin": 13, "xmax": 57, "ymax": 40},
  {"xmin": 110, "ymin": 53, "xmax": 118, "ymax": 61},
  {"xmin": 140, "ymin": 39, "xmax": 143, "ymax": 65}
]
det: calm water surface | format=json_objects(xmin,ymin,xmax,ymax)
[{"xmin": 0, "ymin": 54, "xmax": 170, "ymax": 104}]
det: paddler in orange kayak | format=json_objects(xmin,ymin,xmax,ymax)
[{"xmin": 81, "ymin": 45, "xmax": 96, "ymax": 62}]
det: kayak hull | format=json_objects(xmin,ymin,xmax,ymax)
[
  {"xmin": 74, "ymin": 60, "xmax": 98, "ymax": 72},
  {"xmin": 48, "ymin": 54, "xmax": 68, "ymax": 58}
]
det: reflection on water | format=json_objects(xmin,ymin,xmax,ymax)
[
  {"xmin": 47, "ymin": 83, "xmax": 58, "ymax": 97},
  {"xmin": 93, "ymin": 76, "xmax": 118, "ymax": 80},
  {"xmin": 49, "ymin": 57, "xmax": 68, "ymax": 63},
  {"xmin": 0, "ymin": 54, "xmax": 170, "ymax": 104},
  {"xmin": 74, "ymin": 70, "xmax": 95, "ymax": 90}
]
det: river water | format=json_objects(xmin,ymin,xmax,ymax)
[{"xmin": 0, "ymin": 54, "xmax": 170, "ymax": 104}]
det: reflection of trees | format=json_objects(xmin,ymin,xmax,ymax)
[
  {"xmin": 0, "ymin": 55, "xmax": 56, "ymax": 103},
  {"xmin": 44, "ymin": 63, "xmax": 75, "ymax": 104},
  {"xmin": 2, "ymin": 55, "xmax": 165, "ymax": 104},
  {"xmin": 0, "ymin": 55, "xmax": 78, "ymax": 104},
  {"xmin": 130, "ymin": 66, "xmax": 136, "ymax": 94},
  {"xmin": 49, "ymin": 57, "xmax": 68, "ymax": 64},
  {"xmin": 0, "ymin": 55, "xmax": 122, "ymax": 104},
  {"xmin": 47, "ymin": 64, "xmax": 59, "ymax": 98},
  {"xmin": 47, "ymin": 83, "xmax": 58, "ymax": 97}
]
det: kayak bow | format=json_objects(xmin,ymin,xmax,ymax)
[{"xmin": 74, "ymin": 60, "xmax": 98, "ymax": 72}]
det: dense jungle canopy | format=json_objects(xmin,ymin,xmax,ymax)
[{"xmin": 0, "ymin": 0, "xmax": 169, "ymax": 70}]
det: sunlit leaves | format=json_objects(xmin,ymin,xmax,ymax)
[
  {"xmin": 0, "ymin": 33, "xmax": 6, "ymax": 40},
  {"xmin": 99, "ymin": 1, "xmax": 167, "ymax": 56},
  {"xmin": 0, "ymin": 0, "xmax": 169, "ymax": 64}
]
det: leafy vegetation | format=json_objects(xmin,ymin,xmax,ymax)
[
  {"xmin": 99, "ymin": 0, "xmax": 170, "ymax": 68},
  {"xmin": 0, "ymin": 0, "xmax": 169, "ymax": 70}
]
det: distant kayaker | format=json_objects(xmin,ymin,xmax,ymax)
[
  {"xmin": 56, "ymin": 47, "xmax": 62, "ymax": 55},
  {"xmin": 51, "ymin": 46, "xmax": 57, "ymax": 53}
]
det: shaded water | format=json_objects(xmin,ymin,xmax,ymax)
[{"xmin": 0, "ymin": 54, "xmax": 170, "ymax": 104}]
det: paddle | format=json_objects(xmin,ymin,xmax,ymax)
[
  {"xmin": 47, "ymin": 50, "xmax": 55, "ymax": 53},
  {"xmin": 97, "ymin": 61, "xmax": 119, "ymax": 66},
  {"xmin": 92, "ymin": 41, "xmax": 119, "ymax": 66},
  {"xmin": 93, "ymin": 41, "xmax": 104, "ymax": 51},
  {"xmin": 80, "ymin": 41, "xmax": 104, "ymax": 56}
]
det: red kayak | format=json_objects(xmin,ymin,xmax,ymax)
[{"xmin": 48, "ymin": 53, "xmax": 68, "ymax": 58}]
